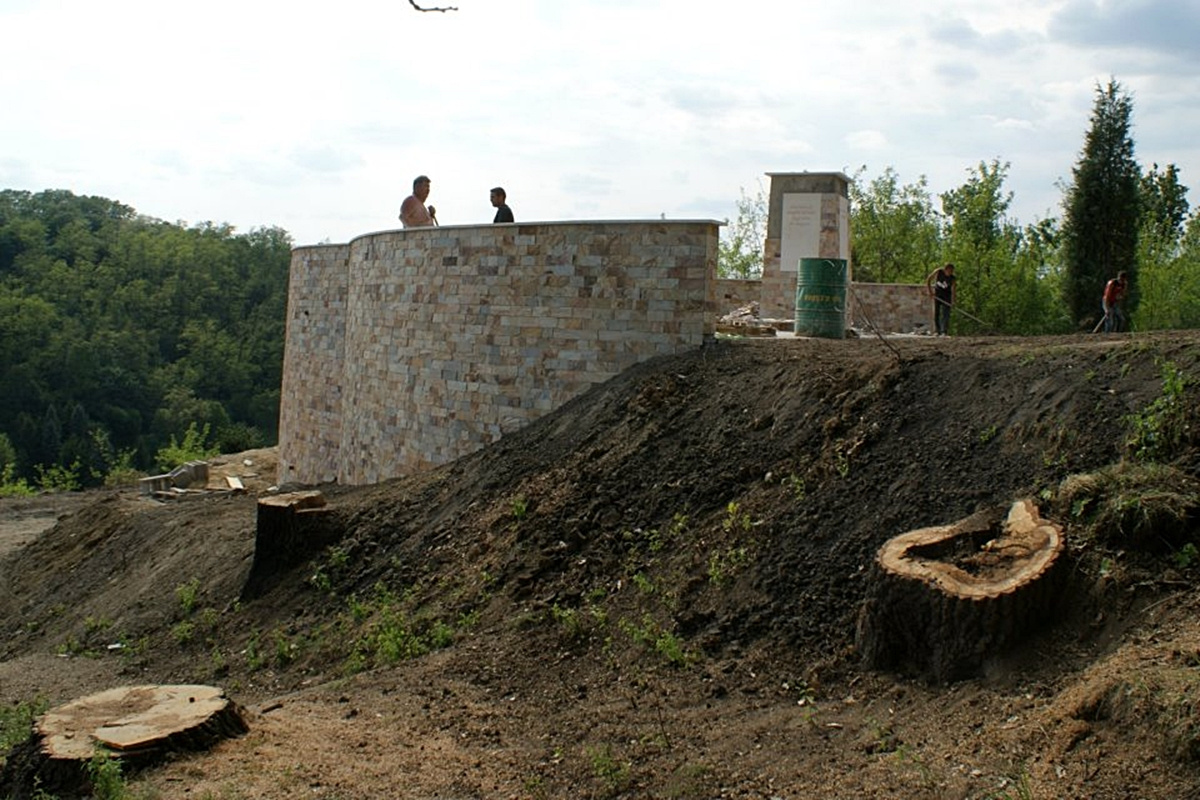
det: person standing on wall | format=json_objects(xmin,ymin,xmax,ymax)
[
  {"xmin": 925, "ymin": 262, "xmax": 956, "ymax": 336},
  {"xmin": 1101, "ymin": 271, "xmax": 1129, "ymax": 333},
  {"xmin": 490, "ymin": 186, "xmax": 514, "ymax": 223},
  {"xmin": 400, "ymin": 175, "xmax": 436, "ymax": 228}
]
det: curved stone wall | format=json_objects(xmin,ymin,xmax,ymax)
[{"xmin": 278, "ymin": 221, "xmax": 719, "ymax": 486}]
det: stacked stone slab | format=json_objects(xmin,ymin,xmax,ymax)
[{"xmin": 279, "ymin": 220, "xmax": 719, "ymax": 486}]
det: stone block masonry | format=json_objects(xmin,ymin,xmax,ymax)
[{"xmin": 278, "ymin": 221, "xmax": 719, "ymax": 486}]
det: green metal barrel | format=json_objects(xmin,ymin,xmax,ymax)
[{"xmin": 794, "ymin": 258, "xmax": 848, "ymax": 339}]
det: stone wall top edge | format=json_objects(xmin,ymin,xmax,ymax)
[
  {"xmin": 764, "ymin": 171, "xmax": 852, "ymax": 182},
  {"xmin": 291, "ymin": 219, "xmax": 723, "ymax": 250},
  {"xmin": 291, "ymin": 242, "xmax": 352, "ymax": 254}
]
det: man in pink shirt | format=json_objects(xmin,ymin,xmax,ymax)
[{"xmin": 400, "ymin": 175, "xmax": 436, "ymax": 228}]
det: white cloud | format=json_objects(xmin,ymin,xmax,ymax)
[
  {"xmin": 0, "ymin": 0, "xmax": 1196, "ymax": 243},
  {"xmin": 845, "ymin": 131, "xmax": 889, "ymax": 150}
]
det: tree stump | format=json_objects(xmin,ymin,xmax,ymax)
[
  {"xmin": 0, "ymin": 685, "xmax": 247, "ymax": 799},
  {"xmin": 242, "ymin": 490, "xmax": 335, "ymax": 599},
  {"xmin": 856, "ymin": 499, "xmax": 1065, "ymax": 683}
]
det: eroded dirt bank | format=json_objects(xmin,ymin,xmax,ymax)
[{"xmin": 3, "ymin": 333, "xmax": 1200, "ymax": 798}]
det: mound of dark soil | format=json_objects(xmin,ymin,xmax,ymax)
[{"xmin": 4, "ymin": 332, "xmax": 1200, "ymax": 798}]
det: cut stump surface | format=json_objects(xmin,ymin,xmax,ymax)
[
  {"xmin": 857, "ymin": 499, "xmax": 1065, "ymax": 682},
  {"xmin": 37, "ymin": 684, "xmax": 248, "ymax": 760},
  {"xmin": 1, "ymin": 684, "xmax": 247, "ymax": 799}
]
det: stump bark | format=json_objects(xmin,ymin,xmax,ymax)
[
  {"xmin": 242, "ymin": 490, "xmax": 335, "ymax": 598},
  {"xmin": 0, "ymin": 685, "xmax": 248, "ymax": 799},
  {"xmin": 856, "ymin": 499, "xmax": 1064, "ymax": 683}
]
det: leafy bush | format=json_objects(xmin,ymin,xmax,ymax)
[
  {"xmin": 34, "ymin": 461, "xmax": 81, "ymax": 492},
  {"xmin": 0, "ymin": 463, "xmax": 35, "ymax": 497},
  {"xmin": 155, "ymin": 422, "xmax": 219, "ymax": 472}
]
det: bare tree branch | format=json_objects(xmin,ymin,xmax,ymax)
[{"xmin": 408, "ymin": 0, "xmax": 458, "ymax": 10}]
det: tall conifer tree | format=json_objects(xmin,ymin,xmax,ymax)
[{"xmin": 1061, "ymin": 79, "xmax": 1141, "ymax": 327}]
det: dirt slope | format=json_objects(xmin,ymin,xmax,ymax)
[{"xmin": 3, "ymin": 332, "xmax": 1200, "ymax": 798}]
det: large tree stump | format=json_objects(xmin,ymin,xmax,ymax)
[
  {"xmin": 856, "ymin": 499, "xmax": 1064, "ymax": 683},
  {"xmin": 242, "ymin": 490, "xmax": 335, "ymax": 598},
  {"xmin": 0, "ymin": 685, "xmax": 247, "ymax": 799}
]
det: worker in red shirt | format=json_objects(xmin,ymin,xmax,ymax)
[{"xmin": 1101, "ymin": 271, "xmax": 1129, "ymax": 333}]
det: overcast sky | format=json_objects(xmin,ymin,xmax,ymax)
[{"xmin": 2, "ymin": 0, "xmax": 1198, "ymax": 246}]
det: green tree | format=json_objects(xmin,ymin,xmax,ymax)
[
  {"xmin": 936, "ymin": 160, "xmax": 1069, "ymax": 335},
  {"xmin": 939, "ymin": 160, "xmax": 1013, "ymax": 324},
  {"xmin": 0, "ymin": 189, "xmax": 290, "ymax": 481},
  {"xmin": 850, "ymin": 166, "xmax": 941, "ymax": 283},
  {"xmin": 718, "ymin": 186, "xmax": 766, "ymax": 279},
  {"xmin": 1135, "ymin": 163, "xmax": 1191, "ymax": 330},
  {"xmin": 1060, "ymin": 79, "xmax": 1141, "ymax": 328}
]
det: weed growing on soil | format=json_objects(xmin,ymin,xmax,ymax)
[
  {"xmin": 551, "ymin": 604, "xmax": 587, "ymax": 640},
  {"xmin": 175, "ymin": 578, "xmax": 201, "ymax": 616},
  {"xmin": 86, "ymin": 751, "xmax": 127, "ymax": 800},
  {"xmin": 618, "ymin": 614, "xmax": 694, "ymax": 667},
  {"xmin": 171, "ymin": 620, "xmax": 195, "ymax": 646},
  {"xmin": 244, "ymin": 629, "xmax": 264, "ymax": 671},
  {"xmin": 338, "ymin": 583, "xmax": 462, "ymax": 673},
  {"xmin": 510, "ymin": 494, "xmax": 528, "ymax": 520},
  {"xmin": 721, "ymin": 501, "xmax": 751, "ymax": 534},
  {"xmin": 631, "ymin": 572, "xmax": 655, "ymax": 594},
  {"xmin": 1174, "ymin": 543, "xmax": 1200, "ymax": 569},
  {"xmin": 988, "ymin": 765, "xmax": 1035, "ymax": 800},
  {"xmin": 783, "ymin": 473, "xmax": 806, "ymax": 500},
  {"xmin": 0, "ymin": 696, "xmax": 47, "ymax": 756},
  {"xmin": 707, "ymin": 546, "xmax": 749, "ymax": 585},
  {"xmin": 587, "ymin": 744, "xmax": 632, "ymax": 797},
  {"xmin": 1127, "ymin": 360, "xmax": 1191, "ymax": 462},
  {"xmin": 892, "ymin": 744, "xmax": 938, "ymax": 793}
]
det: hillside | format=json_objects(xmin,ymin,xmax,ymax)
[{"xmin": 3, "ymin": 332, "xmax": 1200, "ymax": 798}]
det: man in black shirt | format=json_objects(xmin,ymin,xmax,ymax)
[
  {"xmin": 490, "ymin": 187, "xmax": 514, "ymax": 223},
  {"xmin": 925, "ymin": 263, "xmax": 956, "ymax": 336}
]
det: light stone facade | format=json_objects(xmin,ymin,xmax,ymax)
[
  {"xmin": 278, "ymin": 221, "xmax": 719, "ymax": 486},
  {"xmin": 849, "ymin": 282, "xmax": 932, "ymax": 335}
]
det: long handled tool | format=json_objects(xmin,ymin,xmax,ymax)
[
  {"xmin": 1092, "ymin": 313, "xmax": 1109, "ymax": 334},
  {"xmin": 932, "ymin": 296, "xmax": 997, "ymax": 333}
]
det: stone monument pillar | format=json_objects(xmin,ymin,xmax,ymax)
[{"xmin": 759, "ymin": 172, "xmax": 851, "ymax": 320}]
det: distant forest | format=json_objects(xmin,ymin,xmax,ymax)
[{"xmin": 0, "ymin": 189, "xmax": 290, "ymax": 487}]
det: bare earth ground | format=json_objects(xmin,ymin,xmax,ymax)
[{"xmin": 4, "ymin": 333, "xmax": 1200, "ymax": 798}]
